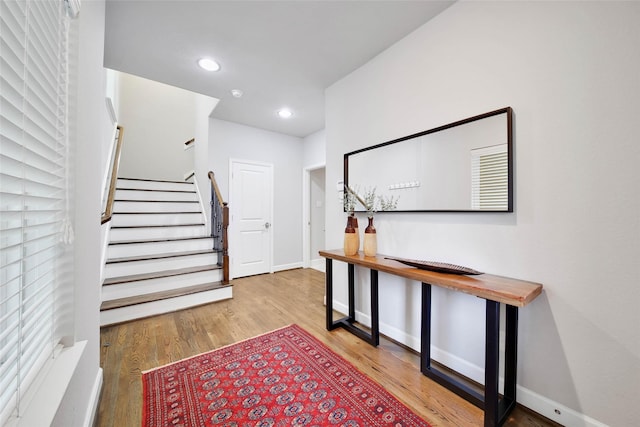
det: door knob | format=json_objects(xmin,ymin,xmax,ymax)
[{"xmin": 265, "ymin": 222, "xmax": 271, "ymax": 229}]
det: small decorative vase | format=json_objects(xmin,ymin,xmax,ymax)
[
  {"xmin": 343, "ymin": 216, "xmax": 359, "ymax": 256},
  {"xmin": 363, "ymin": 217, "xmax": 377, "ymax": 257},
  {"xmin": 351, "ymin": 213, "xmax": 360, "ymax": 253}
]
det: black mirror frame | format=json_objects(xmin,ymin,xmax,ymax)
[{"xmin": 344, "ymin": 106, "xmax": 513, "ymax": 213}]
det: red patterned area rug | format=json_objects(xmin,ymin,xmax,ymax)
[{"xmin": 142, "ymin": 324, "xmax": 431, "ymax": 426}]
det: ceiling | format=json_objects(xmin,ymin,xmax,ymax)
[{"xmin": 103, "ymin": 1, "xmax": 454, "ymax": 138}]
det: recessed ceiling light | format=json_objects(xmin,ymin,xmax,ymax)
[
  {"xmin": 277, "ymin": 108, "xmax": 293, "ymax": 119},
  {"xmin": 198, "ymin": 58, "xmax": 220, "ymax": 72},
  {"xmin": 231, "ymin": 89, "xmax": 243, "ymax": 98}
]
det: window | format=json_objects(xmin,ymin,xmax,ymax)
[
  {"xmin": 0, "ymin": 0, "xmax": 73, "ymax": 423},
  {"xmin": 471, "ymin": 144, "xmax": 509, "ymax": 211}
]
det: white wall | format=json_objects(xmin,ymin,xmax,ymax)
[
  {"xmin": 101, "ymin": 69, "xmax": 119, "ymax": 203},
  {"xmin": 302, "ymin": 128, "xmax": 326, "ymax": 168},
  {"xmin": 117, "ymin": 73, "xmax": 197, "ymax": 181},
  {"xmin": 209, "ymin": 119, "xmax": 303, "ymax": 270},
  {"xmin": 325, "ymin": 2, "xmax": 640, "ymax": 426},
  {"xmin": 105, "ymin": 68, "xmax": 119, "ymax": 120},
  {"xmin": 52, "ymin": 1, "xmax": 106, "ymax": 425},
  {"xmin": 194, "ymin": 95, "xmax": 220, "ymax": 234},
  {"xmin": 302, "ymin": 129, "xmax": 326, "ymax": 270}
]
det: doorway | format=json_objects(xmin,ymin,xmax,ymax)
[{"xmin": 303, "ymin": 165, "xmax": 326, "ymax": 272}]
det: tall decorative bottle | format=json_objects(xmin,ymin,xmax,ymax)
[
  {"xmin": 343, "ymin": 216, "xmax": 359, "ymax": 256},
  {"xmin": 351, "ymin": 213, "xmax": 359, "ymax": 253},
  {"xmin": 363, "ymin": 217, "xmax": 377, "ymax": 257}
]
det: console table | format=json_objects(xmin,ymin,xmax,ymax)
[{"xmin": 319, "ymin": 249, "xmax": 543, "ymax": 427}]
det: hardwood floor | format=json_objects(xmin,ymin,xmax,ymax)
[{"xmin": 97, "ymin": 268, "xmax": 560, "ymax": 427}]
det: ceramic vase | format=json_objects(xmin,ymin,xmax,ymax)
[
  {"xmin": 363, "ymin": 217, "xmax": 377, "ymax": 257},
  {"xmin": 343, "ymin": 215, "xmax": 359, "ymax": 256},
  {"xmin": 351, "ymin": 213, "xmax": 359, "ymax": 253}
]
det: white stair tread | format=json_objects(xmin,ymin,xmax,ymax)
[
  {"xmin": 113, "ymin": 212, "xmax": 200, "ymax": 215},
  {"xmin": 111, "ymin": 213, "xmax": 203, "ymax": 226},
  {"xmin": 103, "ymin": 264, "xmax": 221, "ymax": 286},
  {"xmin": 106, "ymin": 249, "xmax": 217, "ymax": 264},
  {"xmin": 115, "ymin": 188, "xmax": 196, "ymax": 193},
  {"xmin": 111, "ymin": 223, "xmax": 204, "ymax": 230},
  {"xmin": 106, "ymin": 237, "xmax": 214, "ymax": 262},
  {"xmin": 100, "ymin": 281, "xmax": 230, "ymax": 310},
  {"xmin": 117, "ymin": 178, "xmax": 194, "ymax": 191},
  {"xmin": 101, "ymin": 268, "xmax": 223, "ymax": 300},
  {"xmin": 115, "ymin": 188, "xmax": 198, "ymax": 202},
  {"xmin": 108, "ymin": 236, "xmax": 211, "ymax": 246},
  {"xmin": 114, "ymin": 201, "xmax": 200, "ymax": 209},
  {"xmin": 109, "ymin": 225, "xmax": 206, "ymax": 241},
  {"xmin": 99, "ymin": 286, "xmax": 233, "ymax": 327}
]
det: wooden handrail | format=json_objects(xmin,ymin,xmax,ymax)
[
  {"xmin": 208, "ymin": 171, "xmax": 229, "ymax": 284},
  {"xmin": 208, "ymin": 171, "xmax": 226, "ymax": 206},
  {"xmin": 101, "ymin": 126, "xmax": 124, "ymax": 224}
]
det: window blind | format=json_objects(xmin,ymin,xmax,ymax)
[
  {"xmin": 0, "ymin": 0, "xmax": 72, "ymax": 423},
  {"xmin": 471, "ymin": 144, "xmax": 508, "ymax": 211}
]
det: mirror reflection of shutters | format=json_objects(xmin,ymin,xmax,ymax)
[{"xmin": 471, "ymin": 144, "xmax": 508, "ymax": 210}]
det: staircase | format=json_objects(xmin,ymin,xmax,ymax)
[{"xmin": 100, "ymin": 177, "xmax": 232, "ymax": 326}]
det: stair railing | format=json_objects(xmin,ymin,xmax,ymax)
[
  {"xmin": 208, "ymin": 171, "xmax": 229, "ymax": 284},
  {"xmin": 101, "ymin": 125, "xmax": 124, "ymax": 224}
]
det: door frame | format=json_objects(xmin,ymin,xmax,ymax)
[
  {"xmin": 302, "ymin": 162, "xmax": 325, "ymax": 271},
  {"xmin": 229, "ymin": 158, "xmax": 274, "ymax": 279}
]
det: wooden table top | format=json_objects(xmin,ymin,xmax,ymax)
[{"xmin": 319, "ymin": 249, "xmax": 543, "ymax": 307}]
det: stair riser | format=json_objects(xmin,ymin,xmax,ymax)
[
  {"xmin": 115, "ymin": 189, "xmax": 198, "ymax": 202},
  {"xmin": 113, "ymin": 201, "xmax": 201, "ymax": 213},
  {"xmin": 111, "ymin": 213, "xmax": 203, "ymax": 227},
  {"xmin": 107, "ymin": 238, "xmax": 213, "ymax": 259},
  {"xmin": 109, "ymin": 225, "xmax": 206, "ymax": 241},
  {"xmin": 117, "ymin": 179, "xmax": 194, "ymax": 192},
  {"xmin": 102, "ymin": 269, "xmax": 223, "ymax": 300},
  {"xmin": 105, "ymin": 253, "xmax": 218, "ymax": 278},
  {"xmin": 102, "ymin": 178, "xmax": 226, "ymax": 326},
  {"xmin": 100, "ymin": 286, "xmax": 232, "ymax": 327}
]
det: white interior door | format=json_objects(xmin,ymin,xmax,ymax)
[{"xmin": 231, "ymin": 160, "xmax": 273, "ymax": 278}]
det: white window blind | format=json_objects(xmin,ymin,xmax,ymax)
[
  {"xmin": 0, "ymin": 0, "xmax": 73, "ymax": 423},
  {"xmin": 471, "ymin": 144, "xmax": 509, "ymax": 211}
]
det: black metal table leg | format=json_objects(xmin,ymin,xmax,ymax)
[
  {"xmin": 370, "ymin": 269, "xmax": 379, "ymax": 346},
  {"xmin": 502, "ymin": 305, "xmax": 519, "ymax": 419},
  {"xmin": 485, "ymin": 301, "xmax": 519, "ymax": 427},
  {"xmin": 485, "ymin": 300, "xmax": 500, "ymax": 427},
  {"xmin": 348, "ymin": 263, "xmax": 355, "ymax": 321},
  {"xmin": 419, "ymin": 284, "xmax": 521, "ymax": 426},
  {"xmin": 420, "ymin": 282, "xmax": 484, "ymax": 407},
  {"xmin": 420, "ymin": 283, "xmax": 432, "ymax": 374},
  {"xmin": 325, "ymin": 261, "xmax": 380, "ymax": 347},
  {"xmin": 325, "ymin": 258, "xmax": 334, "ymax": 331}
]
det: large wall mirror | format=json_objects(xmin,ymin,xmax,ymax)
[{"xmin": 344, "ymin": 107, "xmax": 513, "ymax": 212}]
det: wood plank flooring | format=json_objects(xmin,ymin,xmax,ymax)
[{"xmin": 97, "ymin": 268, "xmax": 560, "ymax": 427}]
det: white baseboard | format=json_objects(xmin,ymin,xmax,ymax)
[
  {"xmin": 310, "ymin": 258, "xmax": 325, "ymax": 272},
  {"xmin": 83, "ymin": 368, "xmax": 103, "ymax": 427},
  {"xmin": 273, "ymin": 262, "xmax": 303, "ymax": 272},
  {"xmin": 331, "ymin": 300, "xmax": 607, "ymax": 427},
  {"xmin": 517, "ymin": 386, "xmax": 608, "ymax": 427}
]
